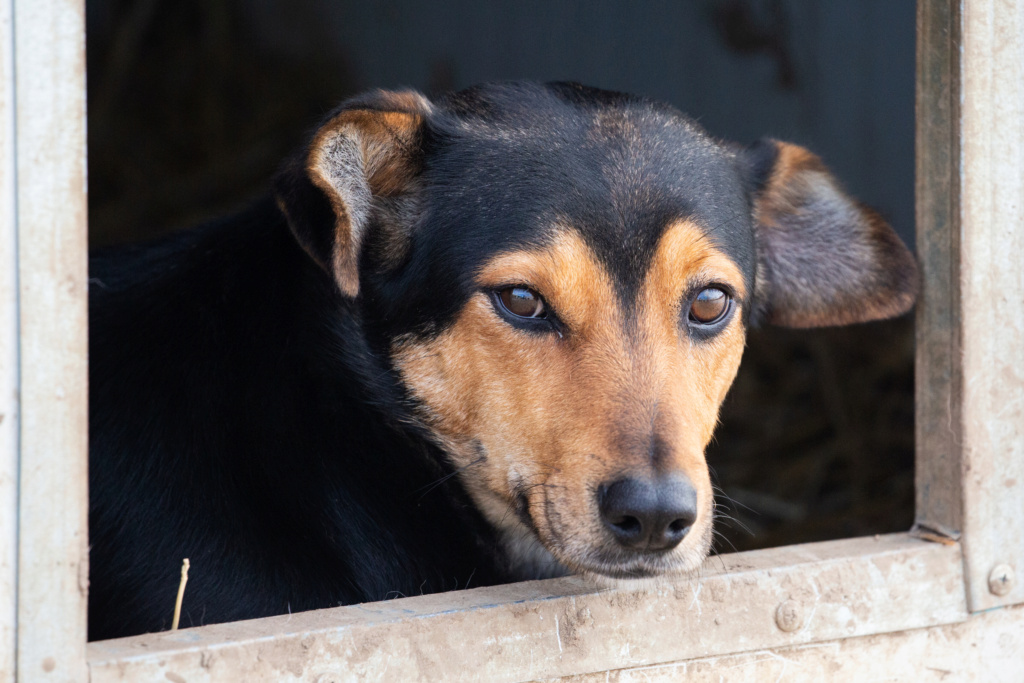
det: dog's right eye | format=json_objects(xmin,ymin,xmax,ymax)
[
  {"xmin": 490, "ymin": 286, "xmax": 564, "ymax": 337},
  {"xmin": 497, "ymin": 286, "xmax": 547, "ymax": 319},
  {"xmin": 689, "ymin": 287, "xmax": 729, "ymax": 324}
]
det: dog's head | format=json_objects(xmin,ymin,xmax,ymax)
[{"xmin": 276, "ymin": 82, "xmax": 917, "ymax": 579}]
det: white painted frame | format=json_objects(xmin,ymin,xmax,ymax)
[
  {"xmin": 3, "ymin": 0, "xmax": 1023, "ymax": 680},
  {"xmin": 1, "ymin": 0, "xmax": 90, "ymax": 682}
]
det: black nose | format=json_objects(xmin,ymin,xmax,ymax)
[{"xmin": 598, "ymin": 475, "xmax": 698, "ymax": 551}]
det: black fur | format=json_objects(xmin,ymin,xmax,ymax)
[
  {"xmin": 88, "ymin": 200, "xmax": 509, "ymax": 640},
  {"xmin": 399, "ymin": 82, "xmax": 759, "ymax": 324},
  {"xmin": 89, "ymin": 81, "xmax": 913, "ymax": 640}
]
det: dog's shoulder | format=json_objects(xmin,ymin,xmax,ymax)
[{"xmin": 87, "ymin": 198, "xmax": 509, "ymax": 639}]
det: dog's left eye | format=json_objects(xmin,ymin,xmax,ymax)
[
  {"xmin": 498, "ymin": 286, "xmax": 547, "ymax": 319},
  {"xmin": 688, "ymin": 287, "xmax": 730, "ymax": 324}
]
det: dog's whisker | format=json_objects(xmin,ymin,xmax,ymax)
[
  {"xmin": 713, "ymin": 512, "xmax": 755, "ymax": 538},
  {"xmin": 415, "ymin": 455, "xmax": 486, "ymax": 500}
]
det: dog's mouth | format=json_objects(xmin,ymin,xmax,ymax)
[
  {"xmin": 512, "ymin": 489, "xmax": 538, "ymax": 531},
  {"xmin": 569, "ymin": 545, "xmax": 703, "ymax": 580},
  {"xmin": 575, "ymin": 556, "xmax": 670, "ymax": 580},
  {"xmin": 509, "ymin": 488, "xmax": 710, "ymax": 580}
]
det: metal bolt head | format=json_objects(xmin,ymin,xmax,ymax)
[
  {"xmin": 988, "ymin": 564, "xmax": 1015, "ymax": 596},
  {"xmin": 775, "ymin": 599, "xmax": 803, "ymax": 632}
]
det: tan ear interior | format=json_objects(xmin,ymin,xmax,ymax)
[{"xmin": 305, "ymin": 100, "xmax": 427, "ymax": 297}]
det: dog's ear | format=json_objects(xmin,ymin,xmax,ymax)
[
  {"xmin": 274, "ymin": 90, "xmax": 431, "ymax": 297},
  {"xmin": 739, "ymin": 139, "xmax": 918, "ymax": 328}
]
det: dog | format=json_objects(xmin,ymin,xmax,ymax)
[{"xmin": 88, "ymin": 81, "xmax": 917, "ymax": 640}]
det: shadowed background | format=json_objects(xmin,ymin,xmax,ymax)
[{"xmin": 86, "ymin": 0, "xmax": 916, "ymax": 554}]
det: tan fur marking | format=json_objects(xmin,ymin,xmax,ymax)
[
  {"xmin": 306, "ymin": 105, "xmax": 426, "ymax": 297},
  {"xmin": 634, "ymin": 221, "xmax": 748, "ymax": 544},
  {"xmin": 752, "ymin": 141, "xmax": 830, "ymax": 239},
  {"xmin": 393, "ymin": 223, "xmax": 748, "ymax": 578}
]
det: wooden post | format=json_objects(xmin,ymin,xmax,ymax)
[{"xmin": 9, "ymin": 0, "xmax": 90, "ymax": 680}]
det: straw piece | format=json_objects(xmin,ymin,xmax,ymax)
[{"xmin": 171, "ymin": 558, "xmax": 190, "ymax": 631}]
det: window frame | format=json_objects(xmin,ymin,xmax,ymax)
[{"xmin": 3, "ymin": 0, "xmax": 1023, "ymax": 680}]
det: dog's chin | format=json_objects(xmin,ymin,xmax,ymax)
[
  {"xmin": 578, "ymin": 569, "xmax": 675, "ymax": 593},
  {"xmin": 495, "ymin": 518, "xmax": 704, "ymax": 584},
  {"xmin": 537, "ymin": 519, "xmax": 714, "ymax": 585},
  {"xmin": 543, "ymin": 523, "xmax": 715, "ymax": 585},
  {"xmin": 566, "ymin": 552, "xmax": 703, "ymax": 584},
  {"xmin": 483, "ymin": 492, "xmax": 711, "ymax": 584}
]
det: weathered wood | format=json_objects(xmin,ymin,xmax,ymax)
[
  {"xmin": 12, "ymin": 0, "xmax": 89, "ymax": 680},
  {"xmin": 549, "ymin": 603, "xmax": 1024, "ymax": 682},
  {"xmin": 958, "ymin": 0, "xmax": 1024, "ymax": 612},
  {"xmin": 914, "ymin": 0, "xmax": 963, "ymax": 542},
  {"xmin": 0, "ymin": 0, "xmax": 17, "ymax": 680},
  {"xmin": 88, "ymin": 535, "xmax": 967, "ymax": 683}
]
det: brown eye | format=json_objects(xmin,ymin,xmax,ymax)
[
  {"xmin": 689, "ymin": 288, "xmax": 729, "ymax": 324},
  {"xmin": 499, "ymin": 286, "xmax": 546, "ymax": 319}
]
